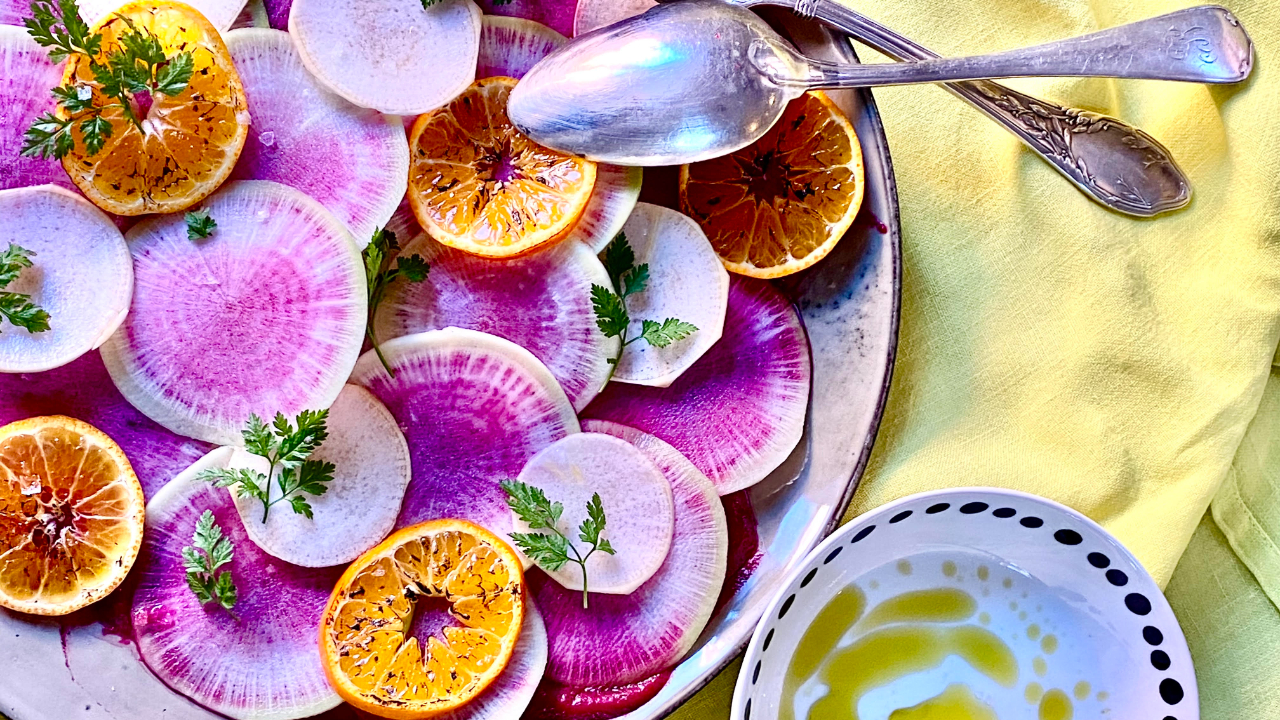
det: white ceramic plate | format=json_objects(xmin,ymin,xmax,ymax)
[{"xmin": 733, "ymin": 488, "xmax": 1197, "ymax": 720}]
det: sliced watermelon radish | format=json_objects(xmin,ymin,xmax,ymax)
[
  {"xmin": 567, "ymin": 163, "xmax": 643, "ymax": 254},
  {"xmin": 530, "ymin": 420, "xmax": 727, "ymax": 686},
  {"xmin": 100, "ymin": 180, "xmax": 366, "ymax": 446},
  {"xmin": 434, "ymin": 599, "xmax": 548, "ymax": 720},
  {"xmin": 261, "ymin": 0, "xmax": 288, "ymax": 28},
  {"xmin": 0, "ymin": 0, "xmax": 25, "ymax": 26},
  {"xmin": 474, "ymin": 0, "xmax": 575, "ymax": 39},
  {"xmin": 526, "ymin": 671, "xmax": 672, "ymax": 720},
  {"xmin": 289, "ymin": 0, "xmax": 481, "ymax": 115},
  {"xmin": 0, "ymin": 184, "xmax": 132, "ymax": 373},
  {"xmin": 573, "ymin": 0, "xmax": 654, "ymax": 36},
  {"xmin": 230, "ymin": 0, "xmax": 269, "ymax": 28},
  {"xmin": 610, "ymin": 202, "xmax": 728, "ymax": 387},
  {"xmin": 79, "ymin": 0, "xmax": 249, "ymax": 30},
  {"xmin": 383, "ymin": 195, "xmax": 422, "ymax": 242},
  {"xmin": 514, "ymin": 432, "xmax": 674, "ymax": 595},
  {"xmin": 226, "ymin": 28, "xmax": 408, "ymax": 247},
  {"xmin": 132, "ymin": 448, "xmax": 344, "ymax": 720},
  {"xmin": 228, "ymin": 384, "xmax": 410, "ymax": 567},
  {"xmin": 371, "ymin": 232, "xmax": 617, "ymax": 411},
  {"xmin": 0, "ymin": 26, "xmax": 70, "ymax": 191},
  {"xmin": 477, "ymin": 15, "xmax": 565, "ymax": 80},
  {"xmin": 350, "ymin": 328, "xmax": 580, "ymax": 538},
  {"xmin": 583, "ymin": 276, "xmax": 810, "ymax": 494},
  {"xmin": 0, "ymin": 351, "xmax": 212, "ymax": 497}
]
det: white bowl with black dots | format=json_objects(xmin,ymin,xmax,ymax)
[{"xmin": 732, "ymin": 488, "xmax": 1196, "ymax": 720}]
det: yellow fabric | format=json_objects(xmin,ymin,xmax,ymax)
[{"xmin": 672, "ymin": 0, "xmax": 1280, "ymax": 717}]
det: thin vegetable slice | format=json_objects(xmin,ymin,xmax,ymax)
[
  {"xmin": 100, "ymin": 180, "xmax": 366, "ymax": 445},
  {"xmin": 350, "ymin": 328, "xmax": 579, "ymax": 537},
  {"xmin": 0, "ymin": 26, "xmax": 70, "ymax": 191},
  {"xmin": 566, "ymin": 163, "xmax": 643, "ymax": 253},
  {"xmin": 584, "ymin": 276, "xmax": 810, "ymax": 494},
  {"xmin": 77, "ymin": 0, "xmax": 249, "ymax": 30},
  {"xmin": 225, "ymin": 28, "xmax": 408, "ymax": 247},
  {"xmin": 0, "ymin": 0, "xmax": 26, "ymax": 25},
  {"xmin": 132, "ymin": 448, "xmax": 343, "ymax": 719},
  {"xmin": 0, "ymin": 184, "xmax": 132, "ymax": 373},
  {"xmin": 371, "ymin": 232, "xmax": 618, "ymax": 412},
  {"xmin": 436, "ymin": 599, "xmax": 548, "ymax": 720},
  {"xmin": 474, "ymin": 0, "xmax": 575, "ymax": 39},
  {"xmin": 477, "ymin": 15, "xmax": 565, "ymax": 80},
  {"xmin": 532, "ymin": 420, "xmax": 727, "ymax": 686},
  {"xmin": 573, "ymin": 0, "xmax": 653, "ymax": 36}
]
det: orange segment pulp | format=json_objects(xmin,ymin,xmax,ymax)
[
  {"xmin": 0, "ymin": 416, "xmax": 145, "ymax": 616},
  {"xmin": 60, "ymin": 0, "xmax": 250, "ymax": 216},
  {"xmin": 679, "ymin": 91, "xmax": 864, "ymax": 278},
  {"xmin": 408, "ymin": 77, "xmax": 596, "ymax": 258},
  {"xmin": 321, "ymin": 519, "xmax": 525, "ymax": 719}
]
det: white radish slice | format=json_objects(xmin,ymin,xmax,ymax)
[
  {"xmin": 584, "ymin": 276, "xmax": 810, "ymax": 494},
  {"xmin": 289, "ymin": 0, "xmax": 481, "ymax": 115},
  {"xmin": 611, "ymin": 202, "xmax": 728, "ymax": 387},
  {"xmin": 436, "ymin": 599, "xmax": 549, "ymax": 720},
  {"xmin": 475, "ymin": 0, "xmax": 575, "ymax": 38},
  {"xmin": 0, "ymin": 185, "xmax": 132, "ymax": 373},
  {"xmin": 573, "ymin": 0, "xmax": 654, "ymax": 36},
  {"xmin": 79, "ymin": 0, "xmax": 249, "ymax": 30},
  {"xmin": 227, "ymin": 384, "xmax": 411, "ymax": 567},
  {"xmin": 100, "ymin": 180, "xmax": 366, "ymax": 446},
  {"xmin": 533, "ymin": 419, "xmax": 728, "ymax": 686},
  {"xmin": 226, "ymin": 29, "xmax": 408, "ymax": 247},
  {"xmin": 0, "ymin": 26, "xmax": 70, "ymax": 191},
  {"xmin": 514, "ymin": 432, "xmax": 674, "ymax": 595},
  {"xmin": 350, "ymin": 327, "xmax": 580, "ymax": 540},
  {"xmin": 371, "ymin": 232, "xmax": 618, "ymax": 412},
  {"xmin": 477, "ymin": 15, "xmax": 565, "ymax": 79},
  {"xmin": 567, "ymin": 163, "xmax": 643, "ymax": 253},
  {"xmin": 132, "ymin": 448, "xmax": 343, "ymax": 720}
]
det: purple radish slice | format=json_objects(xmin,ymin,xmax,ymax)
[
  {"xmin": 434, "ymin": 598, "xmax": 549, "ymax": 720},
  {"xmin": 474, "ymin": 0, "xmax": 575, "ymax": 39},
  {"xmin": 350, "ymin": 327, "xmax": 580, "ymax": 539},
  {"xmin": 383, "ymin": 194, "xmax": 422, "ymax": 242},
  {"xmin": 526, "ymin": 671, "xmax": 672, "ymax": 720},
  {"xmin": 0, "ymin": 185, "xmax": 132, "ymax": 373},
  {"xmin": 132, "ymin": 448, "xmax": 343, "ymax": 720},
  {"xmin": 515, "ymin": 432, "xmax": 674, "ymax": 595},
  {"xmin": 228, "ymin": 384, "xmax": 410, "ymax": 567},
  {"xmin": 567, "ymin": 163, "xmax": 643, "ymax": 254},
  {"xmin": 530, "ymin": 420, "xmax": 726, "ymax": 686},
  {"xmin": 230, "ymin": 0, "xmax": 270, "ymax": 28},
  {"xmin": 610, "ymin": 202, "xmax": 728, "ymax": 387},
  {"xmin": 371, "ymin": 232, "xmax": 618, "ymax": 412},
  {"xmin": 261, "ymin": 0, "xmax": 288, "ymax": 28},
  {"xmin": 226, "ymin": 28, "xmax": 409, "ymax": 247},
  {"xmin": 477, "ymin": 15, "xmax": 565, "ymax": 80},
  {"xmin": 583, "ymin": 276, "xmax": 811, "ymax": 495},
  {"xmin": 0, "ymin": 0, "xmax": 25, "ymax": 25},
  {"xmin": 573, "ymin": 0, "xmax": 654, "ymax": 36},
  {"xmin": 79, "ymin": 0, "xmax": 249, "ymax": 30},
  {"xmin": 100, "ymin": 180, "xmax": 366, "ymax": 446},
  {"xmin": 0, "ymin": 26, "xmax": 70, "ymax": 191},
  {"xmin": 289, "ymin": 0, "xmax": 481, "ymax": 115}
]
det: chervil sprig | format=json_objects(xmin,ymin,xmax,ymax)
[
  {"xmin": 0, "ymin": 244, "xmax": 51, "ymax": 334},
  {"xmin": 363, "ymin": 227, "xmax": 429, "ymax": 377},
  {"xmin": 182, "ymin": 510, "xmax": 237, "ymax": 612},
  {"xmin": 501, "ymin": 479, "xmax": 615, "ymax": 609},
  {"xmin": 185, "ymin": 208, "xmax": 217, "ymax": 240}
]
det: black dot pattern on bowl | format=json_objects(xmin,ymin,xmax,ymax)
[
  {"xmin": 744, "ymin": 698, "xmax": 752, "ymax": 720},
  {"xmin": 1054, "ymin": 529, "xmax": 1083, "ymax": 545},
  {"xmin": 801, "ymin": 567, "xmax": 818, "ymax": 588},
  {"xmin": 926, "ymin": 503, "xmax": 950, "ymax": 514},
  {"xmin": 1021, "ymin": 516, "xmax": 1044, "ymax": 528},
  {"xmin": 890, "ymin": 510, "xmax": 912, "ymax": 523},
  {"xmin": 1106, "ymin": 569, "xmax": 1129, "ymax": 586},
  {"xmin": 850, "ymin": 525, "xmax": 875, "ymax": 543},
  {"xmin": 1151, "ymin": 649, "xmax": 1171, "ymax": 670},
  {"xmin": 1144, "ymin": 626, "xmax": 1164, "ymax": 645},
  {"xmin": 1126, "ymin": 593, "xmax": 1152, "ymax": 615},
  {"xmin": 1088, "ymin": 552, "xmax": 1110, "ymax": 568},
  {"xmin": 779, "ymin": 594, "xmax": 796, "ymax": 619},
  {"xmin": 960, "ymin": 502, "xmax": 989, "ymax": 514},
  {"xmin": 763, "ymin": 629, "xmax": 774, "ymax": 651},
  {"xmin": 993, "ymin": 507, "xmax": 1017, "ymax": 518},
  {"xmin": 1160, "ymin": 678, "xmax": 1184, "ymax": 704},
  {"xmin": 753, "ymin": 660, "xmax": 762, "ymax": 684},
  {"xmin": 824, "ymin": 546, "xmax": 842, "ymax": 564},
  {"xmin": 1163, "ymin": 717, "xmax": 1176, "ymax": 720}
]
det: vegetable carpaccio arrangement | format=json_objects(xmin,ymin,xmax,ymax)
[{"xmin": 0, "ymin": 0, "xmax": 866, "ymax": 717}]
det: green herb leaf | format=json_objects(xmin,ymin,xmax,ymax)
[
  {"xmin": 363, "ymin": 227, "xmax": 429, "ymax": 376},
  {"xmin": 20, "ymin": 111, "xmax": 76, "ymax": 160},
  {"xmin": 639, "ymin": 317, "xmax": 699, "ymax": 348},
  {"xmin": 185, "ymin": 208, "xmax": 217, "ymax": 240},
  {"xmin": 590, "ymin": 284, "xmax": 628, "ymax": 339},
  {"xmin": 288, "ymin": 494, "xmax": 313, "ymax": 520},
  {"xmin": 620, "ymin": 263, "xmax": 649, "ymax": 298},
  {"xmin": 154, "ymin": 50, "xmax": 194, "ymax": 96},
  {"xmin": 182, "ymin": 509, "xmax": 237, "ymax": 611},
  {"xmin": 601, "ymin": 232, "xmax": 634, "ymax": 290},
  {"xmin": 78, "ymin": 113, "xmax": 112, "ymax": 155},
  {"xmin": 199, "ymin": 411, "xmax": 333, "ymax": 522},
  {"xmin": 51, "ymin": 83, "xmax": 93, "ymax": 113},
  {"xmin": 501, "ymin": 479, "xmax": 563, "ymax": 530},
  {"xmin": 0, "ymin": 244, "xmax": 36, "ymax": 287},
  {"xmin": 0, "ymin": 244, "xmax": 51, "ymax": 334},
  {"xmin": 509, "ymin": 531, "xmax": 571, "ymax": 571},
  {"xmin": 24, "ymin": 0, "xmax": 101, "ymax": 62},
  {"xmin": 396, "ymin": 254, "xmax": 430, "ymax": 282},
  {"xmin": 501, "ymin": 480, "xmax": 615, "ymax": 609}
]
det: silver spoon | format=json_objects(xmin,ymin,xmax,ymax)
[{"xmin": 508, "ymin": 0, "xmax": 1252, "ymax": 166}]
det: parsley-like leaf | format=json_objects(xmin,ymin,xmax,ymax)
[
  {"xmin": 0, "ymin": 244, "xmax": 51, "ymax": 334},
  {"xmin": 182, "ymin": 510, "xmax": 237, "ymax": 611},
  {"xmin": 509, "ymin": 531, "xmax": 570, "ymax": 571},
  {"xmin": 601, "ymin": 231, "xmax": 635, "ymax": 290},
  {"xmin": 79, "ymin": 113, "xmax": 112, "ymax": 155},
  {"xmin": 185, "ymin": 208, "xmax": 217, "ymax": 240},
  {"xmin": 154, "ymin": 50, "xmax": 194, "ymax": 96},
  {"xmin": 620, "ymin": 263, "xmax": 649, "ymax": 298},
  {"xmin": 501, "ymin": 480, "xmax": 614, "ymax": 609},
  {"xmin": 20, "ymin": 111, "xmax": 76, "ymax": 160},
  {"xmin": 590, "ymin": 284, "xmax": 628, "ymax": 339},
  {"xmin": 363, "ymin": 227, "xmax": 429, "ymax": 376},
  {"xmin": 24, "ymin": 0, "xmax": 100, "ymax": 62},
  {"xmin": 640, "ymin": 318, "xmax": 699, "ymax": 348}
]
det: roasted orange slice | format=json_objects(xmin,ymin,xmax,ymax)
[
  {"xmin": 59, "ymin": 0, "xmax": 250, "ymax": 215},
  {"xmin": 408, "ymin": 76, "xmax": 596, "ymax": 258},
  {"xmin": 0, "ymin": 416, "xmax": 145, "ymax": 616},
  {"xmin": 321, "ymin": 519, "xmax": 525, "ymax": 719},
  {"xmin": 679, "ymin": 91, "xmax": 864, "ymax": 278}
]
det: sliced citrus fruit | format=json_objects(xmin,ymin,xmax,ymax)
[
  {"xmin": 59, "ymin": 0, "xmax": 251, "ymax": 216},
  {"xmin": 321, "ymin": 518, "xmax": 526, "ymax": 719},
  {"xmin": 679, "ymin": 91, "xmax": 864, "ymax": 278},
  {"xmin": 408, "ymin": 76, "xmax": 596, "ymax": 258},
  {"xmin": 0, "ymin": 415, "xmax": 145, "ymax": 616}
]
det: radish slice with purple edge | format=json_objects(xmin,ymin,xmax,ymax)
[
  {"xmin": 225, "ymin": 28, "xmax": 409, "ymax": 247},
  {"xmin": 0, "ymin": 26, "xmax": 71, "ymax": 191},
  {"xmin": 288, "ymin": 0, "xmax": 481, "ymax": 115},
  {"xmin": 474, "ymin": 0, "xmax": 575, "ymax": 39},
  {"xmin": 371, "ymin": 232, "xmax": 618, "ymax": 411},
  {"xmin": 567, "ymin": 163, "xmax": 643, "ymax": 254},
  {"xmin": 132, "ymin": 448, "xmax": 344, "ymax": 720},
  {"xmin": 0, "ymin": 185, "xmax": 132, "ymax": 373},
  {"xmin": 261, "ymin": 0, "xmax": 288, "ymax": 28},
  {"xmin": 227, "ymin": 384, "xmax": 411, "ymax": 567},
  {"xmin": 434, "ymin": 599, "xmax": 549, "ymax": 720},
  {"xmin": 100, "ymin": 180, "xmax": 366, "ymax": 446},
  {"xmin": 79, "ymin": 0, "xmax": 249, "ymax": 30},
  {"xmin": 610, "ymin": 202, "xmax": 728, "ymax": 387},
  {"xmin": 514, "ymin": 432, "xmax": 674, "ymax": 595},
  {"xmin": 583, "ymin": 276, "xmax": 810, "ymax": 494},
  {"xmin": 531, "ymin": 420, "xmax": 727, "ymax": 686},
  {"xmin": 573, "ymin": 0, "xmax": 654, "ymax": 36},
  {"xmin": 230, "ymin": 0, "xmax": 270, "ymax": 28},
  {"xmin": 383, "ymin": 195, "xmax": 422, "ymax": 242},
  {"xmin": 350, "ymin": 327, "xmax": 580, "ymax": 539},
  {"xmin": 0, "ymin": 0, "xmax": 26, "ymax": 25}
]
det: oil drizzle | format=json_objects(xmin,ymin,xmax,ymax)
[
  {"xmin": 1038, "ymin": 689, "xmax": 1073, "ymax": 720},
  {"xmin": 888, "ymin": 683, "xmax": 997, "ymax": 720},
  {"xmin": 781, "ymin": 585, "xmax": 867, "ymax": 720},
  {"xmin": 859, "ymin": 587, "xmax": 976, "ymax": 631}
]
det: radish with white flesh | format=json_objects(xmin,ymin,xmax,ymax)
[
  {"xmin": 132, "ymin": 448, "xmax": 344, "ymax": 720},
  {"xmin": 0, "ymin": 26, "xmax": 70, "ymax": 191},
  {"xmin": 474, "ymin": 0, "xmax": 575, "ymax": 38},
  {"xmin": 226, "ymin": 29, "xmax": 408, "ymax": 247},
  {"xmin": 371, "ymin": 233, "xmax": 618, "ymax": 412},
  {"xmin": 611, "ymin": 202, "xmax": 728, "ymax": 387},
  {"xmin": 289, "ymin": 0, "xmax": 481, "ymax": 115},
  {"xmin": 435, "ymin": 599, "xmax": 549, "ymax": 720},
  {"xmin": 78, "ymin": 0, "xmax": 248, "ymax": 30},
  {"xmin": 351, "ymin": 328, "xmax": 580, "ymax": 538},
  {"xmin": 573, "ymin": 0, "xmax": 654, "ymax": 35},
  {"xmin": 568, "ymin": 163, "xmax": 643, "ymax": 254},
  {"xmin": 100, "ymin": 180, "xmax": 366, "ymax": 446},
  {"xmin": 532, "ymin": 419, "xmax": 728, "ymax": 686},
  {"xmin": 0, "ymin": 185, "xmax": 132, "ymax": 373},
  {"xmin": 584, "ymin": 276, "xmax": 810, "ymax": 494},
  {"xmin": 227, "ymin": 384, "xmax": 411, "ymax": 567}
]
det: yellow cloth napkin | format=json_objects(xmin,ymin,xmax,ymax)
[{"xmin": 673, "ymin": 0, "xmax": 1280, "ymax": 716}]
